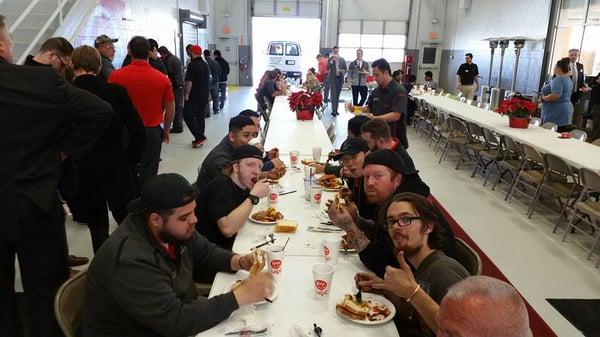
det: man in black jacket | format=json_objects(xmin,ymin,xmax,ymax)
[
  {"xmin": 84, "ymin": 173, "xmax": 273, "ymax": 337},
  {"xmin": 0, "ymin": 16, "xmax": 113, "ymax": 337},
  {"xmin": 158, "ymin": 46, "xmax": 185, "ymax": 133},
  {"xmin": 204, "ymin": 49, "xmax": 221, "ymax": 116},
  {"xmin": 71, "ymin": 45, "xmax": 146, "ymax": 252},
  {"xmin": 184, "ymin": 45, "xmax": 210, "ymax": 147},
  {"xmin": 214, "ymin": 49, "xmax": 230, "ymax": 110}
]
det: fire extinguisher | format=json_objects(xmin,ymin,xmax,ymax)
[
  {"xmin": 403, "ymin": 54, "xmax": 413, "ymax": 82},
  {"xmin": 239, "ymin": 56, "xmax": 248, "ymax": 72}
]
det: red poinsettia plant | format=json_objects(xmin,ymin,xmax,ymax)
[
  {"xmin": 496, "ymin": 97, "xmax": 537, "ymax": 119},
  {"xmin": 288, "ymin": 90, "xmax": 323, "ymax": 113}
]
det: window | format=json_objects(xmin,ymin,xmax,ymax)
[
  {"xmin": 269, "ymin": 42, "xmax": 283, "ymax": 56},
  {"xmin": 338, "ymin": 21, "xmax": 406, "ymax": 62},
  {"xmin": 286, "ymin": 43, "xmax": 299, "ymax": 56}
]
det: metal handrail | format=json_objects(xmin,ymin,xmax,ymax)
[
  {"xmin": 17, "ymin": 0, "xmax": 70, "ymax": 65},
  {"xmin": 9, "ymin": 0, "xmax": 41, "ymax": 33}
]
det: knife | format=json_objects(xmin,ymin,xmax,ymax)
[{"xmin": 224, "ymin": 327, "xmax": 268, "ymax": 336}]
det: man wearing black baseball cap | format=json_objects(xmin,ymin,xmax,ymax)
[
  {"xmin": 331, "ymin": 138, "xmax": 377, "ymax": 220},
  {"xmin": 327, "ymin": 149, "xmax": 456, "ymax": 276},
  {"xmin": 196, "ymin": 145, "xmax": 270, "ymax": 252},
  {"xmin": 94, "ymin": 34, "xmax": 118, "ymax": 81},
  {"xmin": 84, "ymin": 173, "xmax": 274, "ymax": 336}
]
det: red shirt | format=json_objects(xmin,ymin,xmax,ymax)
[
  {"xmin": 317, "ymin": 58, "xmax": 329, "ymax": 82},
  {"xmin": 108, "ymin": 59, "xmax": 174, "ymax": 127}
]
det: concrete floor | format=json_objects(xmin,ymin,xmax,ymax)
[{"xmin": 19, "ymin": 86, "xmax": 600, "ymax": 337}]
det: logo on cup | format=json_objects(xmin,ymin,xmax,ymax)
[
  {"xmin": 269, "ymin": 193, "xmax": 277, "ymax": 202},
  {"xmin": 323, "ymin": 246, "xmax": 331, "ymax": 260},
  {"xmin": 313, "ymin": 193, "xmax": 321, "ymax": 202},
  {"xmin": 270, "ymin": 259, "xmax": 282, "ymax": 274},
  {"xmin": 315, "ymin": 279, "xmax": 328, "ymax": 295},
  {"xmin": 291, "ymin": 155, "xmax": 298, "ymax": 163}
]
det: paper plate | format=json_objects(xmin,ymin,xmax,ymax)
[{"xmin": 335, "ymin": 293, "xmax": 396, "ymax": 325}]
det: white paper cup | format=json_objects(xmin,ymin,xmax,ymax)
[
  {"xmin": 266, "ymin": 244, "xmax": 285, "ymax": 275},
  {"xmin": 310, "ymin": 186, "xmax": 323, "ymax": 206},
  {"xmin": 322, "ymin": 234, "xmax": 342, "ymax": 263},
  {"xmin": 290, "ymin": 151, "xmax": 300, "ymax": 169},
  {"xmin": 268, "ymin": 184, "xmax": 280, "ymax": 208},
  {"xmin": 312, "ymin": 263, "xmax": 335, "ymax": 299},
  {"xmin": 312, "ymin": 147, "xmax": 322, "ymax": 162}
]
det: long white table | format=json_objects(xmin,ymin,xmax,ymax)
[
  {"xmin": 263, "ymin": 96, "xmax": 334, "ymax": 156},
  {"xmin": 196, "ymin": 98, "xmax": 400, "ymax": 336},
  {"xmin": 416, "ymin": 93, "xmax": 600, "ymax": 172}
]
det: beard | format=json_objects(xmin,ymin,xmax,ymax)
[{"xmin": 158, "ymin": 226, "xmax": 194, "ymax": 246}]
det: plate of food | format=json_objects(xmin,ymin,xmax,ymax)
[
  {"xmin": 224, "ymin": 250, "xmax": 279, "ymax": 304},
  {"xmin": 319, "ymin": 175, "xmax": 343, "ymax": 191},
  {"xmin": 335, "ymin": 293, "xmax": 395, "ymax": 325},
  {"xmin": 250, "ymin": 207, "xmax": 284, "ymax": 224},
  {"xmin": 339, "ymin": 235, "xmax": 356, "ymax": 253}
]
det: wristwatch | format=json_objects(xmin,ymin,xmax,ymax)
[{"xmin": 248, "ymin": 194, "xmax": 259, "ymax": 205}]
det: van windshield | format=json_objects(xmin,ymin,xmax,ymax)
[{"xmin": 286, "ymin": 43, "xmax": 299, "ymax": 56}]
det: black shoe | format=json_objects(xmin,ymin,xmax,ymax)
[
  {"xmin": 214, "ymin": 111, "xmax": 219, "ymax": 115},
  {"xmin": 331, "ymin": 112, "xmax": 339, "ymax": 117},
  {"xmin": 170, "ymin": 128, "xmax": 183, "ymax": 134}
]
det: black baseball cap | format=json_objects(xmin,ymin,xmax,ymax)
[
  {"xmin": 232, "ymin": 144, "xmax": 264, "ymax": 161},
  {"xmin": 363, "ymin": 149, "xmax": 406, "ymax": 173},
  {"xmin": 127, "ymin": 173, "xmax": 196, "ymax": 213},
  {"xmin": 333, "ymin": 138, "xmax": 369, "ymax": 161}
]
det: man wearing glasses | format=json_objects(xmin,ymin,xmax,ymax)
[{"xmin": 24, "ymin": 37, "xmax": 74, "ymax": 81}]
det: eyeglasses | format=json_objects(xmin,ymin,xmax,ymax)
[
  {"xmin": 55, "ymin": 53, "xmax": 69, "ymax": 69},
  {"xmin": 386, "ymin": 216, "xmax": 422, "ymax": 228}
]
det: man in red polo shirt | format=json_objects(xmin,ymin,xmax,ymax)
[{"xmin": 109, "ymin": 36, "xmax": 175, "ymax": 184}]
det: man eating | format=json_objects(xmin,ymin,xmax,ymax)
[{"xmin": 84, "ymin": 173, "xmax": 274, "ymax": 337}]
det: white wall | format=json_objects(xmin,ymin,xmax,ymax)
[
  {"xmin": 442, "ymin": 0, "xmax": 551, "ymax": 51},
  {"xmin": 210, "ymin": 0, "xmax": 249, "ymax": 45},
  {"xmin": 75, "ymin": 0, "xmax": 209, "ymax": 65}
]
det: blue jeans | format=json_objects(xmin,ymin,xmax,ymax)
[{"xmin": 218, "ymin": 82, "xmax": 227, "ymax": 109}]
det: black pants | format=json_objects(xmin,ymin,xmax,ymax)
[
  {"xmin": 351, "ymin": 85, "xmax": 368, "ymax": 106},
  {"xmin": 77, "ymin": 159, "xmax": 139, "ymax": 252},
  {"xmin": 172, "ymin": 86, "xmax": 184, "ymax": 130},
  {"xmin": 330, "ymin": 76, "xmax": 344, "ymax": 113},
  {"xmin": 218, "ymin": 82, "xmax": 227, "ymax": 109},
  {"xmin": 0, "ymin": 197, "xmax": 68, "ymax": 337},
  {"xmin": 184, "ymin": 100, "xmax": 207, "ymax": 141},
  {"xmin": 140, "ymin": 126, "xmax": 163, "ymax": 185}
]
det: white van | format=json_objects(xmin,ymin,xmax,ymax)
[{"xmin": 266, "ymin": 41, "xmax": 302, "ymax": 80}]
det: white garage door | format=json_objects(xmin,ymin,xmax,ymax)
[
  {"xmin": 337, "ymin": 0, "xmax": 409, "ymax": 63},
  {"xmin": 252, "ymin": 0, "xmax": 322, "ymax": 18}
]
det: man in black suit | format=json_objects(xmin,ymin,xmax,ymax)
[
  {"xmin": 71, "ymin": 45, "xmax": 146, "ymax": 253},
  {"xmin": 568, "ymin": 48, "xmax": 585, "ymax": 105},
  {"xmin": 0, "ymin": 16, "xmax": 113, "ymax": 337}
]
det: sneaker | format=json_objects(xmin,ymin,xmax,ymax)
[
  {"xmin": 192, "ymin": 139, "xmax": 206, "ymax": 148},
  {"xmin": 170, "ymin": 128, "xmax": 183, "ymax": 134}
]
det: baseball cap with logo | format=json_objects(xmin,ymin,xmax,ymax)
[
  {"xmin": 127, "ymin": 173, "xmax": 196, "ymax": 214},
  {"xmin": 94, "ymin": 34, "xmax": 118, "ymax": 48}
]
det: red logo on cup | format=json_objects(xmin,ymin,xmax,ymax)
[
  {"xmin": 269, "ymin": 193, "xmax": 277, "ymax": 202},
  {"xmin": 323, "ymin": 246, "xmax": 330, "ymax": 257},
  {"xmin": 271, "ymin": 259, "xmax": 281, "ymax": 269},
  {"xmin": 315, "ymin": 279, "xmax": 328, "ymax": 291},
  {"xmin": 313, "ymin": 193, "xmax": 321, "ymax": 202}
]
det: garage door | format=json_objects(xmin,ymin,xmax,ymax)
[{"xmin": 252, "ymin": 0, "xmax": 322, "ymax": 18}]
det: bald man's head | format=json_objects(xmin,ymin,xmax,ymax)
[
  {"xmin": 436, "ymin": 276, "xmax": 530, "ymax": 337},
  {"xmin": 0, "ymin": 15, "xmax": 14, "ymax": 63}
]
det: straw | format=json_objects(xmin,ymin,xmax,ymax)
[{"xmin": 282, "ymin": 237, "xmax": 291, "ymax": 251}]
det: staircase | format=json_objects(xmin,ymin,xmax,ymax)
[{"xmin": 0, "ymin": 0, "xmax": 94, "ymax": 64}]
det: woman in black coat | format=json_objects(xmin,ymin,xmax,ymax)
[{"xmin": 71, "ymin": 46, "xmax": 146, "ymax": 252}]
